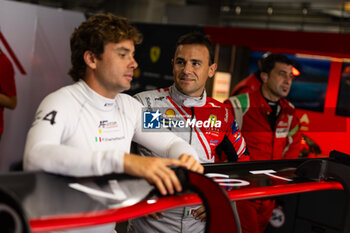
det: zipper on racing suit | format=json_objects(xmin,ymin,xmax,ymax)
[{"xmin": 189, "ymin": 107, "xmax": 194, "ymax": 145}]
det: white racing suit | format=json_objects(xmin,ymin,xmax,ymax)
[
  {"xmin": 128, "ymin": 85, "xmax": 247, "ymax": 233},
  {"xmin": 24, "ymin": 80, "xmax": 199, "ymax": 233}
]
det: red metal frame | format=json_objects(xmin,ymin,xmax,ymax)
[
  {"xmin": 226, "ymin": 180, "xmax": 342, "ymax": 201},
  {"xmin": 29, "ymin": 180, "xmax": 343, "ymax": 232},
  {"xmin": 188, "ymin": 170, "xmax": 238, "ymax": 233}
]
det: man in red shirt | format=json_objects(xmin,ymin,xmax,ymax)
[
  {"xmin": 0, "ymin": 48, "xmax": 17, "ymax": 140},
  {"xmin": 231, "ymin": 52, "xmax": 321, "ymax": 157},
  {"xmin": 225, "ymin": 53, "xmax": 302, "ymax": 233}
]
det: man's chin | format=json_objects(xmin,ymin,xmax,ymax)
[
  {"xmin": 118, "ymin": 84, "xmax": 131, "ymax": 93},
  {"xmin": 178, "ymin": 86, "xmax": 194, "ymax": 95},
  {"xmin": 281, "ymin": 93, "xmax": 289, "ymax": 98}
]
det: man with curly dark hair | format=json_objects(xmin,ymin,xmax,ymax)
[{"xmin": 24, "ymin": 13, "xmax": 203, "ymax": 233}]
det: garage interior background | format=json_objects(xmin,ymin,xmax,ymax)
[{"xmin": 10, "ymin": 0, "xmax": 350, "ymax": 33}]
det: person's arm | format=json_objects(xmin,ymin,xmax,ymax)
[
  {"xmin": 222, "ymin": 97, "xmax": 250, "ymax": 162},
  {"xmin": 24, "ymin": 92, "xmax": 201, "ymax": 196},
  {"xmin": 23, "ymin": 92, "xmax": 126, "ymax": 177},
  {"xmin": 226, "ymin": 109, "xmax": 247, "ymax": 158},
  {"xmin": 132, "ymin": 92, "xmax": 203, "ymax": 194},
  {"xmin": 124, "ymin": 153, "xmax": 199, "ymax": 195},
  {"xmin": 131, "ymin": 96, "xmax": 202, "ymax": 169},
  {"xmin": 302, "ymin": 134, "xmax": 321, "ymax": 155},
  {"xmin": 0, "ymin": 94, "xmax": 17, "ymax": 109},
  {"xmin": 282, "ymin": 113, "xmax": 302, "ymax": 159},
  {"xmin": 224, "ymin": 93, "xmax": 250, "ymax": 131},
  {"xmin": 132, "ymin": 125, "xmax": 202, "ymax": 168}
]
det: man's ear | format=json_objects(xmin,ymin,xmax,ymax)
[
  {"xmin": 208, "ymin": 63, "xmax": 218, "ymax": 78},
  {"xmin": 260, "ymin": 72, "xmax": 268, "ymax": 83},
  {"xmin": 83, "ymin": 51, "xmax": 97, "ymax": 69}
]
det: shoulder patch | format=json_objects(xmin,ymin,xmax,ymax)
[{"xmin": 234, "ymin": 93, "xmax": 250, "ymax": 115}]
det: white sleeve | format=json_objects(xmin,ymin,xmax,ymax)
[
  {"xmin": 23, "ymin": 92, "xmax": 124, "ymax": 177},
  {"xmin": 130, "ymin": 98, "xmax": 199, "ymax": 161}
]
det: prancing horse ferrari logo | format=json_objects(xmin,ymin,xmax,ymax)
[{"xmin": 150, "ymin": 46, "xmax": 161, "ymax": 63}]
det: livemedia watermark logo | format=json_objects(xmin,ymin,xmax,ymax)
[
  {"xmin": 143, "ymin": 110, "xmax": 162, "ymax": 129},
  {"xmin": 142, "ymin": 108, "xmax": 222, "ymax": 132}
]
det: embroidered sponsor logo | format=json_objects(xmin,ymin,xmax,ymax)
[
  {"xmin": 186, "ymin": 209, "xmax": 195, "ymax": 216},
  {"xmin": 104, "ymin": 102, "xmax": 114, "ymax": 107},
  {"xmin": 95, "ymin": 136, "xmax": 125, "ymax": 142},
  {"xmin": 210, "ymin": 139, "xmax": 219, "ymax": 145},
  {"xmin": 231, "ymin": 121, "xmax": 239, "ymax": 134},
  {"xmin": 95, "ymin": 120, "xmax": 121, "ymax": 142},
  {"xmin": 154, "ymin": 96, "xmax": 165, "ymax": 101},
  {"xmin": 277, "ymin": 121, "xmax": 288, "ymax": 127},
  {"xmin": 145, "ymin": 97, "xmax": 152, "ymax": 109},
  {"xmin": 234, "ymin": 132, "xmax": 242, "ymax": 143},
  {"xmin": 98, "ymin": 120, "xmax": 118, "ymax": 129},
  {"xmin": 276, "ymin": 128, "xmax": 288, "ymax": 138},
  {"xmin": 165, "ymin": 109, "xmax": 175, "ymax": 118},
  {"xmin": 209, "ymin": 114, "xmax": 217, "ymax": 125}
]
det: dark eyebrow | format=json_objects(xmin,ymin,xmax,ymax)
[
  {"xmin": 279, "ymin": 69, "xmax": 293, "ymax": 77},
  {"xmin": 175, "ymin": 57, "xmax": 202, "ymax": 63},
  {"xmin": 116, "ymin": 47, "xmax": 131, "ymax": 53},
  {"xmin": 116, "ymin": 47, "xmax": 135, "ymax": 56},
  {"xmin": 190, "ymin": 59, "xmax": 202, "ymax": 63}
]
